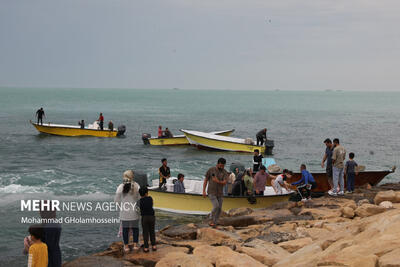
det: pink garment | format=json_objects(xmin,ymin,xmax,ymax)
[
  {"xmin": 253, "ymin": 171, "xmax": 269, "ymax": 191},
  {"xmin": 23, "ymin": 236, "xmax": 33, "ymax": 255}
]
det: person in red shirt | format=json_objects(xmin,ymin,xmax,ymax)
[
  {"xmin": 98, "ymin": 113, "xmax": 104, "ymax": 130},
  {"xmin": 158, "ymin": 126, "xmax": 162, "ymax": 138}
]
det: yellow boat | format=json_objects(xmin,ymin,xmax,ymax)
[
  {"xmin": 31, "ymin": 121, "xmax": 125, "ymax": 138},
  {"xmin": 148, "ymin": 179, "xmax": 292, "ymax": 215},
  {"xmin": 180, "ymin": 129, "xmax": 274, "ymax": 154},
  {"xmin": 142, "ymin": 129, "xmax": 235, "ymax": 146}
]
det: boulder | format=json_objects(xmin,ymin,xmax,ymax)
[
  {"xmin": 357, "ymin": 199, "xmax": 370, "ymax": 206},
  {"xmin": 374, "ymin": 190, "xmax": 397, "ymax": 205},
  {"xmin": 379, "ymin": 201, "xmax": 394, "ymax": 209},
  {"xmin": 160, "ymin": 225, "xmax": 197, "ymax": 240},
  {"xmin": 217, "ymin": 215, "xmax": 258, "ymax": 227},
  {"xmin": 227, "ymin": 207, "xmax": 253, "ymax": 217},
  {"xmin": 239, "ymin": 240, "xmax": 290, "ymax": 265},
  {"xmin": 379, "ymin": 248, "xmax": 400, "ymax": 267},
  {"xmin": 273, "ymin": 243, "xmax": 323, "ymax": 267},
  {"xmin": 341, "ymin": 206, "xmax": 355, "ymax": 219},
  {"xmin": 355, "ymin": 204, "xmax": 386, "ymax": 218},
  {"xmin": 155, "ymin": 252, "xmax": 213, "ymax": 267},
  {"xmin": 343, "ymin": 200, "xmax": 357, "ymax": 210},
  {"xmin": 197, "ymin": 227, "xmax": 240, "ymax": 245},
  {"xmin": 63, "ymin": 256, "xmax": 136, "ymax": 267},
  {"xmin": 278, "ymin": 237, "xmax": 313, "ymax": 253}
]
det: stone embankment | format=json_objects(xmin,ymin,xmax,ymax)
[{"xmin": 64, "ymin": 183, "xmax": 400, "ymax": 267}]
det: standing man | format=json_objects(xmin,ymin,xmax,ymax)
[
  {"xmin": 252, "ymin": 149, "xmax": 263, "ymax": 173},
  {"xmin": 36, "ymin": 108, "xmax": 45, "ymax": 125},
  {"xmin": 158, "ymin": 158, "xmax": 171, "ymax": 189},
  {"xmin": 256, "ymin": 128, "xmax": 267, "ymax": 146},
  {"xmin": 202, "ymin": 158, "xmax": 228, "ymax": 227},
  {"xmin": 98, "ymin": 113, "xmax": 104, "ymax": 130},
  {"xmin": 158, "ymin": 126, "xmax": 163, "ymax": 138},
  {"xmin": 321, "ymin": 138, "xmax": 334, "ymax": 191},
  {"xmin": 329, "ymin": 138, "xmax": 346, "ymax": 196},
  {"xmin": 253, "ymin": 165, "xmax": 274, "ymax": 196}
]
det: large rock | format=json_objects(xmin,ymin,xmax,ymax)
[
  {"xmin": 273, "ymin": 243, "xmax": 323, "ymax": 267},
  {"xmin": 357, "ymin": 199, "xmax": 370, "ymax": 206},
  {"xmin": 193, "ymin": 245, "xmax": 265, "ymax": 267},
  {"xmin": 155, "ymin": 252, "xmax": 213, "ymax": 267},
  {"xmin": 160, "ymin": 224, "xmax": 197, "ymax": 240},
  {"xmin": 379, "ymin": 201, "xmax": 394, "ymax": 209},
  {"xmin": 63, "ymin": 256, "xmax": 136, "ymax": 267},
  {"xmin": 239, "ymin": 239, "xmax": 290, "ymax": 265},
  {"xmin": 197, "ymin": 228, "xmax": 240, "ymax": 245},
  {"xmin": 341, "ymin": 206, "xmax": 355, "ymax": 219},
  {"xmin": 379, "ymin": 248, "xmax": 400, "ymax": 267},
  {"xmin": 374, "ymin": 190, "xmax": 397, "ymax": 205},
  {"xmin": 227, "ymin": 207, "xmax": 253, "ymax": 217},
  {"xmin": 278, "ymin": 237, "xmax": 313, "ymax": 253},
  {"xmin": 355, "ymin": 203, "xmax": 386, "ymax": 218},
  {"xmin": 218, "ymin": 215, "xmax": 258, "ymax": 227}
]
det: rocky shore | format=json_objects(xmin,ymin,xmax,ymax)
[{"xmin": 64, "ymin": 183, "xmax": 400, "ymax": 267}]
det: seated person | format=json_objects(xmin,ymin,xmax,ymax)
[
  {"xmin": 291, "ymin": 164, "xmax": 316, "ymax": 201},
  {"xmin": 108, "ymin": 121, "xmax": 114, "ymax": 131},
  {"xmin": 173, "ymin": 174, "xmax": 185, "ymax": 193},
  {"xmin": 273, "ymin": 169, "xmax": 292, "ymax": 194},
  {"xmin": 163, "ymin": 128, "xmax": 173, "ymax": 138},
  {"xmin": 78, "ymin": 120, "xmax": 85, "ymax": 129}
]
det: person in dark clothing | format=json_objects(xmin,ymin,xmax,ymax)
[
  {"xmin": 231, "ymin": 170, "xmax": 246, "ymax": 196},
  {"xmin": 40, "ymin": 203, "xmax": 62, "ymax": 267},
  {"xmin": 98, "ymin": 113, "xmax": 104, "ymax": 130},
  {"xmin": 292, "ymin": 164, "xmax": 316, "ymax": 201},
  {"xmin": 344, "ymin": 152, "xmax": 358, "ymax": 193},
  {"xmin": 321, "ymin": 138, "xmax": 334, "ymax": 190},
  {"xmin": 158, "ymin": 158, "xmax": 170, "ymax": 189},
  {"xmin": 252, "ymin": 149, "xmax": 263, "ymax": 173},
  {"xmin": 163, "ymin": 128, "xmax": 173, "ymax": 138},
  {"xmin": 78, "ymin": 120, "xmax": 85, "ymax": 129},
  {"xmin": 36, "ymin": 108, "xmax": 45, "ymax": 125},
  {"xmin": 108, "ymin": 121, "xmax": 114, "ymax": 131},
  {"xmin": 138, "ymin": 187, "xmax": 156, "ymax": 252},
  {"xmin": 256, "ymin": 128, "xmax": 267, "ymax": 146}
]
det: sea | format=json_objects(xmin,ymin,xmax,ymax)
[{"xmin": 0, "ymin": 87, "xmax": 399, "ymax": 266}]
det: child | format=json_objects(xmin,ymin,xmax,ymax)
[
  {"xmin": 273, "ymin": 169, "xmax": 292, "ymax": 195},
  {"xmin": 345, "ymin": 152, "xmax": 358, "ymax": 193},
  {"xmin": 139, "ymin": 187, "xmax": 157, "ymax": 253},
  {"xmin": 27, "ymin": 225, "xmax": 48, "ymax": 267}
]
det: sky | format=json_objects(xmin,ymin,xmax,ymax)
[{"xmin": 0, "ymin": 0, "xmax": 399, "ymax": 91}]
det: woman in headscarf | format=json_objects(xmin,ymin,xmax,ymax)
[{"xmin": 115, "ymin": 170, "xmax": 140, "ymax": 253}]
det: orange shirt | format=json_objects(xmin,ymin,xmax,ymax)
[{"xmin": 28, "ymin": 242, "xmax": 48, "ymax": 267}]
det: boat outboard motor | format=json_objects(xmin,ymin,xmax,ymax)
[
  {"xmin": 134, "ymin": 172, "xmax": 149, "ymax": 188},
  {"xmin": 117, "ymin": 125, "xmax": 126, "ymax": 136},
  {"xmin": 142, "ymin": 133, "xmax": 151, "ymax": 145},
  {"xmin": 230, "ymin": 162, "xmax": 246, "ymax": 173},
  {"xmin": 265, "ymin": 139, "xmax": 274, "ymax": 155}
]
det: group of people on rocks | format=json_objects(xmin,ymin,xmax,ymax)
[{"xmin": 321, "ymin": 138, "xmax": 358, "ymax": 195}]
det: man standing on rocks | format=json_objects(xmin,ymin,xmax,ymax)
[
  {"xmin": 203, "ymin": 158, "xmax": 228, "ymax": 227},
  {"xmin": 321, "ymin": 138, "xmax": 334, "ymax": 191},
  {"xmin": 329, "ymin": 138, "xmax": 346, "ymax": 196}
]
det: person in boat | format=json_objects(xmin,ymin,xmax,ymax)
[
  {"xmin": 273, "ymin": 169, "xmax": 292, "ymax": 195},
  {"xmin": 224, "ymin": 171, "xmax": 236, "ymax": 196},
  {"xmin": 256, "ymin": 128, "xmax": 267, "ymax": 146},
  {"xmin": 108, "ymin": 121, "xmax": 114, "ymax": 131},
  {"xmin": 78, "ymin": 120, "xmax": 85, "ymax": 129},
  {"xmin": 173, "ymin": 173, "xmax": 185, "ymax": 193},
  {"xmin": 243, "ymin": 169, "xmax": 254, "ymax": 196},
  {"xmin": 253, "ymin": 149, "xmax": 263, "ymax": 173},
  {"xmin": 158, "ymin": 126, "xmax": 163, "ymax": 138},
  {"xmin": 203, "ymin": 158, "xmax": 228, "ymax": 227},
  {"xmin": 321, "ymin": 138, "xmax": 334, "ymax": 190},
  {"xmin": 163, "ymin": 128, "xmax": 173, "ymax": 138},
  {"xmin": 98, "ymin": 113, "xmax": 104, "ymax": 130},
  {"xmin": 158, "ymin": 158, "xmax": 171, "ymax": 190},
  {"xmin": 35, "ymin": 107, "xmax": 45, "ymax": 125},
  {"xmin": 253, "ymin": 165, "xmax": 274, "ymax": 196},
  {"xmin": 292, "ymin": 164, "xmax": 316, "ymax": 201},
  {"xmin": 114, "ymin": 170, "xmax": 140, "ymax": 253},
  {"xmin": 231, "ymin": 169, "xmax": 246, "ymax": 196}
]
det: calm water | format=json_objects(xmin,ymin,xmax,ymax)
[{"xmin": 0, "ymin": 87, "xmax": 399, "ymax": 265}]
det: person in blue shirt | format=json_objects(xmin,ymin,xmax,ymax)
[
  {"xmin": 173, "ymin": 173, "xmax": 185, "ymax": 193},
  {"xmin": 291, "ymin": 164, "xmax": 317, "ymax": 201}
]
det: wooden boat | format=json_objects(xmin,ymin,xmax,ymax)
[
  {"xmin": 148, "ymin": 178, "xmax": 292, "ymax": 215},
  {"xmin": 268, "ymin": 167, "xmax": 396, "ymax": 192},
  {"xmin": 142, "ymin": 129, "xmax": 235, "ymax": 146},
  {"xmin": 30, "ymin": 121, "xmax": 125, "ymax": 138},
  {"xmin": 180, "ymin": 129, "xmax": 274, "ymax": 154}
]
